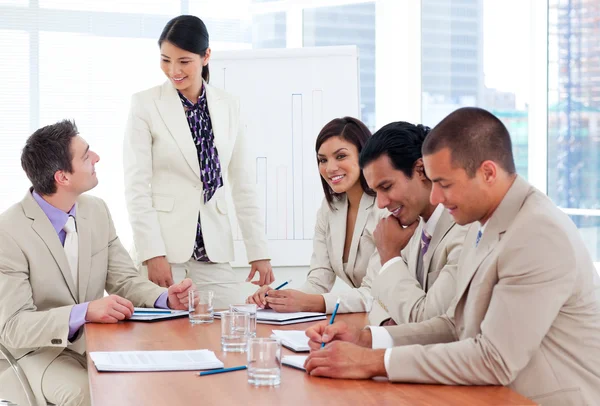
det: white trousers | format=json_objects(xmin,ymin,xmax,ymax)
[
  {"xmin": 0, "ymin": 349, "xmax": 89, "ymax": 406},
  {"xmin": 42, "ymin": 349, "xmax": 89, "ymax": 406},
  {"xmin": 141, "ymin": 259, "xmax": 248, "ymax": 310}
]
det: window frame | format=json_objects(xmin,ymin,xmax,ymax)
[{"xmin": 1, "ymin": 0, "xmax": 597, "ymax": 266}]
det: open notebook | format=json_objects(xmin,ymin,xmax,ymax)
[
  {"xmin": 89, "ymin": 350, "xmax": 224, "ymax": 372},
  {"xmin": 215, "ymin": 309, "xmax": 326, "ymax": 325},
  {"xmin": 256, "ymin": 309, "xmax": 326, "ymax": 325},
  {"xmin": 271, "ymin": 330, "xmax": 310, "ymax": 352}
]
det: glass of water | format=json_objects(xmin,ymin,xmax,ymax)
[
  {"xmin": 189, "ymin": 289, "xmax": 214, "ymax": 324},
  {"xmin": 220, "ymin": 311, "xmax": 250, "ymax": 352},
  {"xmin": 229, "ymin": 303, "xmax": 257, "ymax": 337},
  {"xmin": 247, "ymin": 338, "xmax": 281, "ymax": 386}
]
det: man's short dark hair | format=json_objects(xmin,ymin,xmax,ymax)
[
  {"xmin": 422, "ymin": 107, "xmax": 516, "ymax": 177},
  {"xmin": 359, "ymin": 121, "xmax": 431, "ymax": 178},
  {"xmin": 21, "ymin": 120, "xmax": 79, "ymax": 195}
]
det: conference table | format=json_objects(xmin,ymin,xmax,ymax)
[{"xmin": 85, "ymin": 313, "xmax": 535, "ymax": 405}]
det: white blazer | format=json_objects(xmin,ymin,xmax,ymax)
[
  {"xmin": 123, "ymin": 81, "xmax": 269, "ymax": 265},
  {"xmin": 299, "ymin": 194, "xmax": 386, "ymax": 313}
]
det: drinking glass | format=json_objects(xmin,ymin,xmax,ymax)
[
  {"xmin": 247, "ymin": 338, "xmax": 281, "ymax": 386},
  {"xmin": 220, "ymin": 311, "xmax": 250, "ymax": 352},
  {"xmin": 189, "ymin": 289, "xmax": 214, "ymax": 324}
]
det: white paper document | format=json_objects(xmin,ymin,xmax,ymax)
[
  {"xmin": 282, "ymin": 355, "xmax": 308, "ymax": 371},
  {"xmin": 255, "ymin": 309, "xmax": 326, "ymax": 325},
  {"xmin": 271, "ymin": 330, "xmax": 310, "ymax": 352},
  {"xmin": 89, "ymin": 350, "xmax": 224, "ymax": 372},
  {"xmin": 215, "ymin": 309, "xmax": 325, "ymax": 325}
]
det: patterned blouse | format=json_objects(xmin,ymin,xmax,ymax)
[{"xmin": 178, "ymin": 86, "xmax": 223, "ymax": 262}]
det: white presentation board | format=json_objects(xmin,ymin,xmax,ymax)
[{"xmin": 209, "ymin": 46, "xmax": 360, "ymax": 267}]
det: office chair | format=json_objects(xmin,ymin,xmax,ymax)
[{"xmin": 0, "ymin": 343, "xmax": 36, "ymax": 406}]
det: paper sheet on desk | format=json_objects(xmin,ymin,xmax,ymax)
[
  {"xmin": 282, "ymin": 355, "xmax": 308, "ymax": 371},
  {"xmin": 89, "ymin": 350, "xmax": 224, "ymax": 372},
  {"xmin": 271, "ymin": 330, "xmax": 310, "ymax": 352}
]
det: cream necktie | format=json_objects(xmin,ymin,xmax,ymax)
[{"xmin": 63, "ymin": 216, "xmax": 79, "ymax": 287}]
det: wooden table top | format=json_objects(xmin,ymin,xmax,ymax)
[{"xmin": 85, "ymin": 313, "xmax": 535, "ymax": 406}]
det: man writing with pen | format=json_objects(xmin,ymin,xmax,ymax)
[
  {"xmin": 301, "ymin": 108, "xmax": 600, "ymax": 405},
  {"xmin": 198, "ymin": 297, "xmax": 341, "ymax": 378}
]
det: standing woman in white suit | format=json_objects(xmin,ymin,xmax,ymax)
[
  {"xmin": 247, "ymin": 117, "xmax": 386, "ymax": 314},
  {"xmin": 123, "ymin": 15, "xmax": 274, "ymax": 308}
]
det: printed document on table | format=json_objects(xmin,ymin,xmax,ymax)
[{"xmin": 89, "ymin": 350, "xmax": 224, "ymax": 372}]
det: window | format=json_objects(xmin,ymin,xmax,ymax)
[
  {"xmin": 252, "ymin": 12, "xmax": 286, "ymax": 48},
  {"xmin": 0, "ymin": 30, "xmax": 29, "ymax": 210},
  {"xmin": 0, "ymin": 1, "xmax": 292, "ymax": 249},
  {"xmin": 1, "ymin": 0, "xmax": 597, "ymax": 266},
  {"xmin": 39, "ymin": 33, "xmax": 163, "ymax": 245},
  {"xmin": 421, "ymin": 0, "xmax": 531, "ymax": 181},
  {"xmin": 189, "ymin": 1, "xmax": 286, "ymax": 50},
  {"xmin": 0, "ymin": 0, "xmax": 27, "ymax": 6},
  {"xmin": 39, "ymin": 0, "xmax": 180, "ymax": 14},
  {"xmin": 303, "ymin": 2, "xmax": 376, "ymax": 130},
  {"xmin": 548, "ymin": 0, "xmax": 600, "ymax": 261}
]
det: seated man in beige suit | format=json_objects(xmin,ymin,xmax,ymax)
[
  {"xmin": 0, "ymin": 120, "xmax": 194, "ymax": 406},
  {"xmin": 304, "ymin": 107, "xmax": 600, "ymax": 405},
  {"xmin": 359, "ymin": 121, "xmax": 468, "ymax": 325}
]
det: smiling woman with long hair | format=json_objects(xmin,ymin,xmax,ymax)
[
  {"xmin": 247, "ymin": 117, "xmax": 386, "ymax": 314},
  {"xmin": 123, "ymin": 15, "xmax": 273, "ymax": 309}
]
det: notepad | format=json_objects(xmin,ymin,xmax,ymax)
[
  {"xmin": 255, "ymin": 309, "xmax": 326, "ymax": 325},
  {"xmin": 133, "ymin": 307, "xmax": 173, "ymax": 314},
  {"xmin": 271, "ymin": 330, "xmax": 310, "ymax": 352},
  {"xmin": 282, "ymin": 355, "xmax": 308, "ymax": 371},
  {"xmin": 215, "ymin": 309, "xmax": 326, "ymax": 325},
  {"xmin": 129, "ymin": 308, "xmax": 189, "ymax": 322},
  {"xmin": 89, "ymin": 350, "xmax": 224, "ymax": 372}
]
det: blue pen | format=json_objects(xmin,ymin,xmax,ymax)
[
  {"xmin": 321, "ymin": 298, "xmax": 341, "ymax": 348},
  {"xmin": 265, "ymin": 279, "xmax": 292, "ymax": 297},
  {"xmin": 273, "ymin": 279, "xmax": 292, "ymax": 290},
  {"xmin": 197, "ymin": 365, "xmax": 247, "ymax": 376}
]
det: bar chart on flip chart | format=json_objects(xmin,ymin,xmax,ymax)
[{"xmin": 210, "ymin": 46, "xmax": 360, "ymax": 266}]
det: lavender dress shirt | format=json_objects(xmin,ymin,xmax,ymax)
[{"xmin": 32, "ymin": 191, "xmax": 168, "ymax": 340}]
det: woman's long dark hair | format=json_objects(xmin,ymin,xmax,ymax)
[
  {"xmin": 315, "ymin": 117, "xmax": 375, "ymax": 209},
  {"xmin": 159, "ymin": 15, "xmax": 210, "ymax": 83}
]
